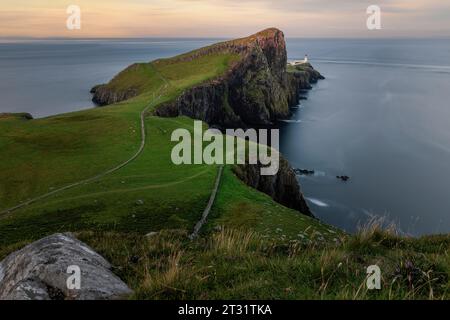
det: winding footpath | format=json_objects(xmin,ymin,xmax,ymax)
[
  {"xmin": 189, "ymin": 165, "xmax": 224, "ymax": 239},
  {"xmin": 0, "ymin": 84, "xmax": 167, "ymax": 216}
]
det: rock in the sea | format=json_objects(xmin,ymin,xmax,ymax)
[
  {"xmin": 0, "ymin": 233, "xmax": 132, "ymax": 300},
  {"xmin": 294, "ymin": 169, "xmax": 315, "ymax": 176}
]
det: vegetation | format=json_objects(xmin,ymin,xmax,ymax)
[{"xmin": 71, "ymin": 224, "xmax": 448, "ymax": 300}]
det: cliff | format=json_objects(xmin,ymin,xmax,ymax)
[
  {"xmin": 153, "ymin": 28, "xmax": 324, "ymax": 128},
  {"xmin": 233, "ymin": 155, "xmax": 312, "ymax": 216},
  {"xmin": 91, "ymin": 83, "xmax": 138, "ymax": 106}
]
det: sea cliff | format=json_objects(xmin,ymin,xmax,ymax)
[{"xmin": 153, "ymin": 28, "xmax": 324, "ymax": 129}]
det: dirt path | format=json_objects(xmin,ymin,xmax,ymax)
[{"xmin": 189, "ymin": 165, "xmax": 224, "ymax": 239}]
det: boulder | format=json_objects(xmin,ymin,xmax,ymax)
[{"xmin": 0, "ymin": 233, "xmax": 132, "ymax": 300}]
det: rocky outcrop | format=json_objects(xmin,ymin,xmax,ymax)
[
  {"xmin": 154, "ymin": 28, "xmax": 324, "ymax": 129},
  {"xmin": 0, "ymin": 233, "xmax": 132, "ymax": 300},
  {"xmin": 91, "ymin": 83, "xmax": 138, "ymax": 106},
  {"xmin": 233, "ymin": 155, "xmax": 313, "ymax": 217},
  {"xmin": 286, "ymin": 63, "xmax": 324, "ymax": 106}
]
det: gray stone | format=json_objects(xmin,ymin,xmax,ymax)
[{"xmin": 0, "ymin": 233, "xmax": 132, "ymax": 300}]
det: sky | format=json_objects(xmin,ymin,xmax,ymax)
[{"xmin": 1, "ymin": 0, "xmax": 449, "ymax": 38}]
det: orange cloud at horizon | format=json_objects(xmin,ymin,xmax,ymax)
[{"xmin": 1, "ymin": 0, "xmax": 449, "ymax": 38}]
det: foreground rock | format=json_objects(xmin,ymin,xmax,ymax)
[{"xmin": 0, "ymin": 233, "xmax": 132, "ymax": 300}]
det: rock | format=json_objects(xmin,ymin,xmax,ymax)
[
  {"xmin": 91, "ymin": 74, "xmax": 139, "ymax": 106},
  {"xmin": 0, "ymin": 233, "xmax": 132, "ymax": 300},
  {"xmin": 336, "ymin": 176, "xmax": 350, "ymax": 182},
  {"xmin": 294, "ymin": 169, "xmax": 315, "ymax": 176},
  {"xmin": 234, "ymin": 155, "xmax": 313, "ymax": 217}
]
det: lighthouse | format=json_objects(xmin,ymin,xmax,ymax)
[{"xmin": 304, "ymin": 54, "xmax": 308, "ymax": 63}]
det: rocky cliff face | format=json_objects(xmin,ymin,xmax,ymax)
[
  {"xmin": 154, "ymin": 28, "xmax": 324, "ymax": 129},
  {"xmin": 91, "ymin": 83, "xmax": 138, "ymax": 106},
  {"xmin": 233, "ymin": 155, "xmax": 313, "ymax": 216}
]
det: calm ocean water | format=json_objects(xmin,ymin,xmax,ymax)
[{"xmin": 1, "ymin": 38, "xmax": 450, "ymax": 235}]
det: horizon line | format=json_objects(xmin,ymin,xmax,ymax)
[{"xmin": 2, "ymin": 35, "xmax": 450, "ymax": 41}]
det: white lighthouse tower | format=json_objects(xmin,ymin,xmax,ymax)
[{"xmin": 288, "ymin": 54, "xmax": 310, "ymax": 66}]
